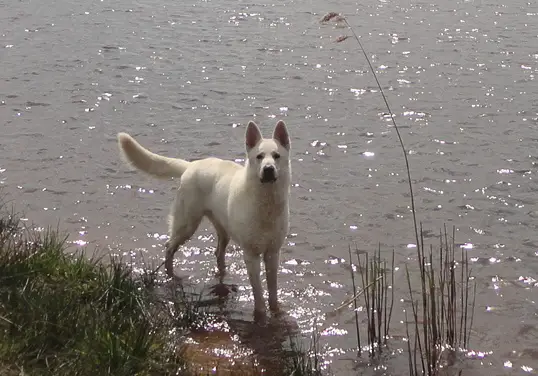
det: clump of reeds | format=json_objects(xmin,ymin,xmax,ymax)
[
  {"xmin": 285, "ymin": 328, "xmax": 323, "ymax": 376},
  {"xmin": 322, "ymin": 245, "xmax": 396, "ymax": 359},
  {"xmin": 358, "ymin": 247, "xmax": 395, "ymax": 357},
  {"xmin": 405, "ymin": 226, "xmax": 476, "ymax": 375},
  {"xmin": 346, "ymin": 246, "xmax": 395, "ymax": 357}
]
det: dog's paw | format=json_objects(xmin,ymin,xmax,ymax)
[
  {"xmin": 209, "ymin": 282, "xmax": 237, "ymax": 298},
  {"xmin": 269, "ymin": 301, "xmax": 284, "ymax": 316},
  {"xmin": 253, "ymin": 309, "xmax": 267, "ymax": 324}
]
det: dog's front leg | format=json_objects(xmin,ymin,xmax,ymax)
[
  {"xmin": 264, "ymin": 250, "xmax": 281, "ymax": 314},
  {"xmin": 244, "ymin": 251, "xmax": 265, "ymax": 321}
]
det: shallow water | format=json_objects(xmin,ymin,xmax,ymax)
[{"xmin": 1, "ymin": 0, "xmax": 537, "ymax": 374}]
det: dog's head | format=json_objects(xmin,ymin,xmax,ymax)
[{"xmin": 245, "ymin": 120, "xmax": 291, "ymax": 184}]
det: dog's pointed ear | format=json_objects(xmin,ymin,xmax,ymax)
[
  {"xmin": 273, "ymin": 120, "xmax": 290, "ymax": 150},
  {"xmin": 245, "ymin": 121, "xmax": 262, "ymax": 150}
]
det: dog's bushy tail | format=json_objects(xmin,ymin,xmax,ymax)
[{"xmin": 117, "ymin": 133, "xmax": 189, "ymax": 179}]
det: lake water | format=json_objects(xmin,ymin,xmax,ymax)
[{"xmin": 1, "ymin": 0, "xmax": 537, "ymax": 374}]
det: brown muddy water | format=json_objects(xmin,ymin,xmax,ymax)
[{"xmin": 1, "ymin": 0, "xmax": 537, "ymax": 374}]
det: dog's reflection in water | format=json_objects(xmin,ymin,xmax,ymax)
[
  {"xmin": 227, "ymin": 313, "xmax": 302, "ymax": 373},
  {"xmin": 173, "ymin": 280, "xmax": 303, "ymax": 374}
]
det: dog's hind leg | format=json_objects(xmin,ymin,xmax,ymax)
[
  {"xmin": 207, "ymin": 216, "xmax": 230, "ymax": 277},
  {"xmin": 164, "ymin": 193, "xmax": 203, "ymax": 282},
  {"xmin": 215, "ymin": 232, "xmax": 229, "ymax": 276}
]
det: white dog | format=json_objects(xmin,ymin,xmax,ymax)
[{"xmin": 117, "ymin": 121, "xmax": 291, "ymax": 320}]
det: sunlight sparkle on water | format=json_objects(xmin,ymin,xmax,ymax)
[
  {"xmin": 466, "ymin": 350, "xmax": 492, "ymax": 359},
  {"xmin": 518, "ymin": 275, "xmax": 537, "ymax": 286},
  {"xmin": 151, "ymin": 233, "xmax": 169, "ymax": 241},
  {"xmin": 321, "ymin": 326, "xmax": 348, "ymax": 336}
]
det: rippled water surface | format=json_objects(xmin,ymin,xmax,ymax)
[{"xmin": 1, "ymin": 0, "xmax": 537, "ymax": 374}]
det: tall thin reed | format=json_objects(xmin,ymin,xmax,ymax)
[
  {"xmin": 348, "ymin": 246, "xmax": 361, "ymax": 351},
  {"xmin": 322, "ymin": 12, "xmax": 421, "ymax": 254}
]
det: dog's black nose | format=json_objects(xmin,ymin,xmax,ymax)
[{"xmin": 261, "ymin": 166, "xmax": 276, "ymax": 182}]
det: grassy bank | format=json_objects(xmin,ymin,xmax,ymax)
[
  {"xmin": 0, "ymin": 212, "xmax": 186, "ymax": 375},
  {"xmin": 0, "ymin": 209, "xmax": 320, "ymax": 376}
]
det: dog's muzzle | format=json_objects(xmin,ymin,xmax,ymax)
[{"xmin": 261, "ymin": 166, "xmax": 277, "ymax": 183}]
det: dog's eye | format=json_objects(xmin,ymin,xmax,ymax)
[
  {"xmin": 273, "ymin": 153, "xmax": 281, "ymax": 159},
  {"xmin": 256, "ymin": 154, "xmax": 264, "ymax": 160}
]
